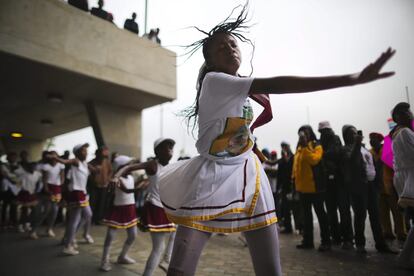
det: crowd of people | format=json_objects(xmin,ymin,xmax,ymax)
[
  {"xmin": 263, "ymin": 111, "xmax": 413, "ymax": 257},
  {"xmin": 1, "ymin": 2, "xmax": 414, "ymax": 275},
  {"xmin": 0, "ymin": 138, "xmax": 179, "ymax": 274},
  {"xmin": 68, "ymin": 0, "xmax": 162, "ymax": 44},
  {"xmin": 1, "ymin": 102, "xmax": 412, "ymax": 274}
]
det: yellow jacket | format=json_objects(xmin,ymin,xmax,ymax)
[{"xmin": 293, "ymin": 141, "xmax": 323, "ymax": 193}]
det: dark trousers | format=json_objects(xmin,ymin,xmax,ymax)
[
  {"xmin": 1, "ymin": 191, "xmax": 17, "ymax": 226},
  {"xmin": 351, "ymin": 181, "xmax": 385, "ymax": 248},
  {"xmin": 300, "ymin": 192, "xmax": 331, "ymax": 245},
  {"xmin": 325, "ymin": 178, "xmax": 354, "ymax": 243},
  {"xmin": 280, "ymin": 192, "xmax": 304, "ymax": 232},
  {"xmin": 90, "ymin": 186, "xmax": 108, "ymax": 224}
]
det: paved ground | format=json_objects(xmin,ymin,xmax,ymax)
[{"xmin": 1, "ymin": 223, "xmax": 413, "ymax": 276}]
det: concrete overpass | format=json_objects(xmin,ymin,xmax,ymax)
[{"xmin": 0, "ymin": 0, "xmax": 176, "ymax": 159}]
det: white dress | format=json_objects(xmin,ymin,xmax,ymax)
[
  {"xmin": 159, "ymin": 72, "xmax": 277, "ymax": 233},
  {"xmin": 393, "ymin": 127, "xmax": 414, "ymax": 207}
]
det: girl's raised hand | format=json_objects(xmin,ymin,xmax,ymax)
[{"xmin": 356, "ymin": 47, "xmax": 396, "ymax": 84}]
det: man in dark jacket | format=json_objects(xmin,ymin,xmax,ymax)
[
  {"xmin": 277, "ymin": 142, "xmax": 295, "ymax": 233},
  {"xmin": 342, "ymin": 125, "xmax": 395, "ymax": 254},
  {"xmin": 319, "ymin": 121, "xmax": 353, "ymax": 249}
]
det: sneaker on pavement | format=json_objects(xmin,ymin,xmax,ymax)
[
  {"xmin": 83, "ymin": 234, "xmax": 94, "ymax": 244},
  {"xmin": 47, "ymin": 229, "xmax": 56, "ymax": 238},
  {"xmin": 17, "ymin": 224, "xmax": 25, "ymax": 233},
  {"xmin": 29, "ymin": 232, "xmax": 39, "ymax": 240},
  {"xmin": 62, "ymin": 246, "xmax": 79, "ymax": 256},
  {"xmin": 100, "ymin": 261, "xmax": 112, "ymax": 272},
  {"xmin": 24, "ymin": 223, "xmax": 32, "ymax": 232},
  {"xmin": 117, "ymin": 255, "xmax": 136, "ymax": 264}
]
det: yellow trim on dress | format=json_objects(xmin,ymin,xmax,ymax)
[
  {"xmin": 165, "ymin": 156, "xmax": 270, "ymax": 231},
  {"xmin": 148, "ymin": 227, "xmax": 177, "ymax": 233},
  {"xmin": 50, "ymin": 194, "xmax": 62, "ymax": 203},
  {"xmin": 178, "ymin": 217, "xmax": 278, "ymax": 234},
  {"xmin": 246, "ymin": 157, "xmax": 260, "ymax": 216},
  {"xmin": 104, "ymin": 221, "xmax": 138, "ymax": 229}
]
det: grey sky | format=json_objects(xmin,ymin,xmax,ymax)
[{"xmin": 54, "ymin": 0, "xmax": 414, "ymax": 160}]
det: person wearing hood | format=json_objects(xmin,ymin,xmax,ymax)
[
  {"xmin": 319, "ymin": 121, "xmax": 353, "ymax": 249},
  {"xmin": 341, "ymin": 125, "xmax": 395, "ymax": 254}
]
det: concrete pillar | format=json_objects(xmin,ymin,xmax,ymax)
[
  {"xmin": 86, "ymin": 101, "xmax": 141, "ymax": 158},
  {"xmin": 0, "ymin": 137, "xmax": 46, "ymax": 161}
]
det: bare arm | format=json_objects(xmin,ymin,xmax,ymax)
[
  {"xmin": 54, "ymin": 156, "xmax": 79, "ymax": 166},
  {"xmin": 250, "ymin": 48, "xmax": 395, "ymax": 95},
  {"xmin": 114, "ymin": 160, "xmax": 156, "ymax": 179}
]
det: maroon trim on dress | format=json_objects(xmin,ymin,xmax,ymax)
[{"xmin": 162, "ymin": 159, "xmax": 249, "ymax": 211}]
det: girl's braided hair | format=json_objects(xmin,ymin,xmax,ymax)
[{"xmin": 180, "ymin": 2, "xmax": 255, "ymax": 135}]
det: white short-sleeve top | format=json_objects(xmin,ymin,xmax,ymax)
[
  {"xmin": 68, "ymin": 160, "xmax": 89, "ymax": 192},
  {"xmin": 114, "ymin": 175, "xmax": 135, "ymax": 206},
  {"xmin": 42, "ymin": 163, "xmax": 65, "ymax": 186}
]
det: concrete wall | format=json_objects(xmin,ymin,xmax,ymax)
[
  {"xmin": 90, "ymin": 102, "xmax": 142, "ymax": 158},
  {"xmin": 1, "ymin": 138, "xmax": 46, "ymax": 161},
  {"xmin": 0, "ymin": 0, "xmax": 176, "ymax": 100}
]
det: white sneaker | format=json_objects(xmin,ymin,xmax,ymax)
[
  {"xmin": 18, "ymin": 224, "xmax": 25, "ymax": 233},
  {"xmin": 47, "ymin": 229, "xmax": 56, "ymax": 238},
  {"xmin": 24, "ymin": 223, "xmax": 32, "ymax": 232},
  {"xmin": 158, "ymin": 259, "xmax": 169, "ymax": 272},
  {"xmin": 83, "ymin": 234, "xmax": 94, "ymax": 244},
  {"xmin": 62, "ymin": 246, "xmax": 79, "ymax": 256},
  {"xmin": 100, "ymin": 260, "xmax": 112, "ymax": 272},
  {"xmin": 29, "ymin": 232, "xmax": 39, "ymax": 240},
  {"xmin": 117, "ymin": 255, "xmax": 136, "ymax": 264},
  {"xmin": 71, "ymin": 240, "xmax": 79, "ymax": 249}
]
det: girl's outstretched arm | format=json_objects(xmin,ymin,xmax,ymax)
[{"xmin": 250, "ymin": 48, "xmax": 395, "ymax": 95}]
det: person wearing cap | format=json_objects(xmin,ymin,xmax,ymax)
[
  {"xmin": 318, "ymin": 121, "xmax": 353, "ymax": 249},
  {"xmin": 112, "ymin": 138, "xmax": 176, "ymax": 275},
  {"xmin": 369, "ymin": 132, "xmax": 406, "ymax": 242},
  {"xmin": 390, "ymin": 102, "xmax": 414, "ymax": 269},
  {"xmin": 89, "ymin": 145, "xmax": 113, "ymax": 225},
  {"xmin": 341, "ymin": 125, "xmax": 395, "ymax": 254},
  {"xmin": 34, "ymin": 151, "xmax": 65, "ymax": 238},
  {"xmin": 100, "ymin": 155, "xmax": 142, "ymax": 272},
  {"xmin": 54, "ymin": 143, "xmax": 99, "ymax": 256},
  {"xmin": 293, "ymin": 125, "xmax": 331, "ymax": 251}
]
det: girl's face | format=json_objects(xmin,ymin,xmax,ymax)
[
  {"xmin": 77, "ymin": 147, "xmax": 88, "ymax": 161},
  {"xmin": 206, "ymin": 33, "xmax": 241, "ymax": 75},
  {"xmin": 156, "ymin": 142, "xmax": 174, "ymax": 164}
]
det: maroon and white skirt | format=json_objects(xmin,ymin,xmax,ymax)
[
  {"xmin": 48, "ymin": 184, "xmax": 62, "ymax": 203},
  {"xmin": 66, "ymin": 190, "xmax": 89, "ymax": 208},
  {"xmin": 140, "ymin": 202, "xmax": 175, "ymax": 232},
  {"xmin": 102, "ymin": 204, "xmax": 138, "ymax": 229},
  {"xmin": 16, "ymin": 191, "xmax": 38, "ymax": 207}
]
